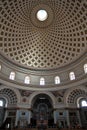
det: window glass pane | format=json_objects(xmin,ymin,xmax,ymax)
[
  {"xmin": 55, "ymin": 76, "xmax": 60, "ymax": 84},
  {"xmin": 84, "ymin": 64, "xmax": 87, "ymax": 73},
  {"xmin": 40, "ymin": 78, "xmax": 45, "ymax": 85},
  {"xmin": 24, "ymin": 76, "xmax": 30, "ymax": 84},
  {"xmin": 69, "ymin": 72, "xmax": 75, "ymax": 80},
  {"xmin": 9, "ymin": 72, "xmax": 15, "ymax": 80},
  {"xmin": 81, "ymin": 100, "xmax": 87, "ymax": 107},
  {"xmin": 0, "ymin": 64, "xmax": 1, "ymax": 70},
  {"xmin": 0, "ymin": 100, "xmax": 3, "ymax": 107}
]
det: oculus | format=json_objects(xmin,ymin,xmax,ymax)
[{"xmin": 37, "ymin": 9, "xmax": 48, "ymax": 21}]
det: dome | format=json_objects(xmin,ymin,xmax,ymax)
[
  {"xmin": 0, "ymin": 0, "xmax": 87, "ymax": 69},
  {"xmin": 0, "ymin": 1, "xmax": 87, "ymax": 129}
]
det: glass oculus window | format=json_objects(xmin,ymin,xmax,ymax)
[{"xmin": 37, "ymin": 10, "xmax": 48, "ymax": 21}]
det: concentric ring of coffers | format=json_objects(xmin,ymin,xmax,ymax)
[{"xmin": 0, "ymin": 0, "xmax": 87, "ymax": 69}]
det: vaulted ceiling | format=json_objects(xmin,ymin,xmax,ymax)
[{"xmin": 0, "ymin": 0, "xmax": 87, "ymax": 69}]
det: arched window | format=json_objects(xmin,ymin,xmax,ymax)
[
  {"xmin": 81, "ymin": 100, "xmax": 87, "ymax": 107},
  {"xmin": 24, "ymin": 76, "xmax": 30, "ymax": 84},
  {"xmin": 0, "ymin": 98, "xmax": 6, "ymax": 127},
  {"xmin": 0, "ymin": 100, "xmax": 3, "ymax": 107},
  {"xmin": 0, "ymin": 64, "xmax": 1, "ymax": 70},
  {"xmin": 40, "ymin": 77, "xmax": 45, "ymax": 85},
  {"xmin": 84, "ymin": 64, "xmax": 87, "ymax": 74},
  {"xmin": 0, "ymin": 98, "xmax": 6, "ymax": 107},
  {"xmin": 55, "ymin": 76, "xmax": 60, "ymax": 84},
  {"xmin": 77, "ymin": 98, "xmax": 87, "ymax": 108},
  {"xmin": 9, "ymin": 71, "xmax": 15, "ymax": 80},
  {"xmin": 69, "ymin": 72, "xmax": 75, "ymax": 80}
]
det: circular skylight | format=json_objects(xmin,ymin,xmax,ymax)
[{"xmin": 37, "ymin": 10, "xmax": 48, "ymax": 21}]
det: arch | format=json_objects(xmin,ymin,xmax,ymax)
[
  {"xmin": 64, "ymin": 85, "xmax": 87, "ymax": 106},
  {"xmin": 0, "ymin": 85, "xmax": 21, "ymax": 104},
  {"xmin": 77, "ymin": 97, "xmax": 87, "ymax": 108},
  {"xmin": 29, "ymin": 91, "xmax": 56, "ymax": 108}
]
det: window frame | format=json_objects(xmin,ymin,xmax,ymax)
[
  {"xmin": 69, "ymin": 72, "xmax": 75, "ymax": 80},
  {"xmin": 55, "ymin": 76, "xmax": 60, "ymax": 84},
  {"xmin": 9, "ymin": 71, "xmax": 15, "ymax": 80},
  {"xmin": 40, "ymin": 77, "xmax": 45, "ymax": 85},
  {"xmin": 84, "ymin": 64, "xmax": 87, "ymax": 74},
  {"xmin": 24, "ymin": 76, "xmax": 30, "ymax": 84}
]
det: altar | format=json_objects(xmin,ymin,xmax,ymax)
[{"xmin": 37, "ymin": 120, "xmax": 48, "ymax": 130}]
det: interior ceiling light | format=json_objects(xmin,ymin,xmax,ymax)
[{"xmin": 37, "ymin": 9, "xmax": 48, "ymax": 21}]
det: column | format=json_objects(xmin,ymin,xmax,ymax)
[
  {"xmin": 15, "ymin": 110, "xmax": 19, "ymax": 127},
  {"xmin": 28, "ymin": 110, "xmax": 31, "ymax": 124},
  {"xmin": 66, "ymin": 110, "xmax": 70, "ymax": 127},
  {"xmin": 54, "ymin": 110, "xmax": 57, "ymax": 124},
  {"xmin": 77, "ymin": 110, "xmax": 82, "ymax": 127}
]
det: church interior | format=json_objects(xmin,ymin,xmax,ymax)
[{"xmin": 0, "ymin": 0, "xmax": 87, "ymax": 129}]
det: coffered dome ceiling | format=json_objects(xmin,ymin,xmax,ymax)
[{"xmin": 0, "ymin": 0, "xmax": 87, "ymax": 69}]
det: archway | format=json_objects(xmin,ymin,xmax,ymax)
[
  {"xmin": 0, "ymin": 98, "xmax": 6, "ymax": 127},
  {"xmin": 31, "ymin": 94, "xmax": 54, "ymax": 127},
  {"xmin": 77, "ymin": 98, "xmax": 87, "ymax": 128}
]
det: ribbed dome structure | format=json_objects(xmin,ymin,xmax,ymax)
[{"xmin": 0, "ymin": 0, "xmax": 87, "ymax": 69}]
